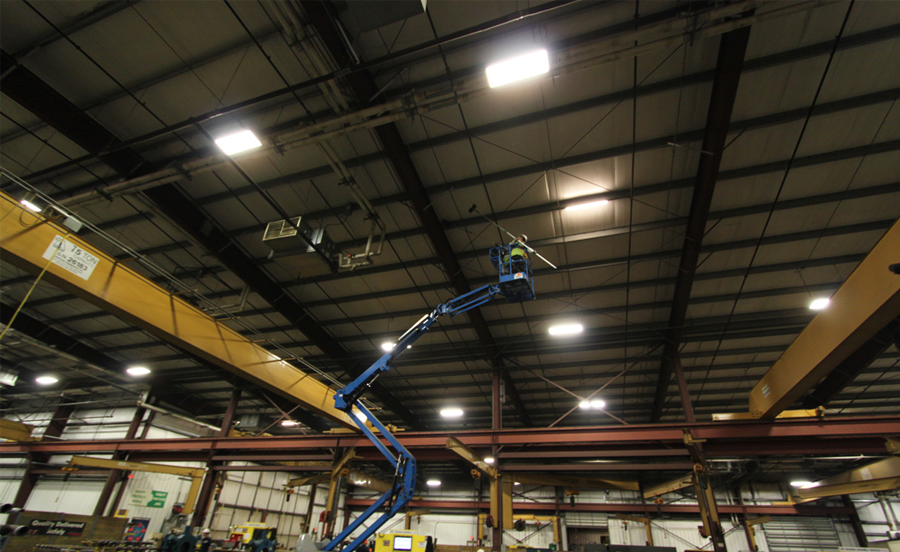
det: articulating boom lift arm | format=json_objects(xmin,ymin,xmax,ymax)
[{"xmin": 324, "ymin": 246, "xmax": 534, "ymax": 552}]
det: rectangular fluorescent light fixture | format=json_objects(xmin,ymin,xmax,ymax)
[
  {"xmin": 809, "ymin": 298, "xmax": 830, "ymax": 310},
  {"xmin": 281, "ymin": 420, "xmax": 300, "ymax": 427},
  {"xmin": 35, "ymin": 376, "xmax": 58, "ymax": 385},
  {"xmin": 790, "ymin": 480, "xmax": 813, "ymax": 488},
  {"xmin": 126, "ymin": 366, "xmax": 151, "ymax": 376},
  {"xmin": 215, "ymin": 130, "xmax": 262, "ymax": 155},
  {"xmin": 486, "ymin": 49, "xmax": 550, "ymax": 88},
  {"xmin": 426, "ymin": 479, "xmax": 441, "ymax": 487},
  {"xmin": 20, "ymin": 199, "xmax": 42, "ymax": 212},
  {"xmin": 484, "ymin": 457, "xmax": 495, "ymax": 464},
  {"xmin": 565, "ymin": 199, "xmax": 609, "ymax": 212},
  {"xmin": 549, "ymin": 323, "xmax": 583, "ymax": 336},
  {"xmin": 381, "ymin": 342, "xmax": 395, "ymax": 352},
  {"xmin": 440, "ymin": 408, "xmax": 463, "ymax": 418}
]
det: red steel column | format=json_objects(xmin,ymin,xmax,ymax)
[
  {"xmin": 94, "ymin": 406, "xmax": 146, "ymax": 516},
  {"xmin": 673, "ymin": 354, "xmax": 696, "ymax": 423},
  {"xmin": 193, "ymin": 389, "xmax": 242, "ymax": 527},
  {"xmin": 13, "ymin": 401, "xmax": 76, "ymax": 507},
  {"xmin": 492, "ymin": 369, "xmax": 502, "ymax": 550}
]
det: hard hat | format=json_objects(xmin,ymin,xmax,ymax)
[
  {"xmin": 202, "ymin": 529, "xmax": 211, "ymax": 534},
  {"xmin": 519, "ymin": 234, "xmax": 528, "ymax": 242}
]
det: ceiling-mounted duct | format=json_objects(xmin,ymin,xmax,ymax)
[
  {"xmin": 264, "ymin": 216, "xmax": 337, "ymax": 275},
  {"xmin": 336, "ymin": 0, "xmax": 426, "ymax": 33}
]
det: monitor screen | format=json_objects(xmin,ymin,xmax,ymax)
[{"xmin": 393, "ymin": 536, "xmax": 413, "ymax": 551}]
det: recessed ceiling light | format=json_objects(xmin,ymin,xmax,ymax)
[
  {"xmin": 35, "ymin": 376, "xmax": 58, "ymax": 385},
  {"xmin": 809, "ymin": 298, "xmax": 830, "ymax": 310},
  {"xmin": 440, "ymin": 408, "xmax": 463, "ymax": 418},
  {"xmin": 549, "ymin": 324, "xmax": 583, "ymax": 336},
  {"xmin": 565, "ymin": 199, "xmax": 609, "ymax": 212},
  {"xmin": 590, "ymin": 399, "xmax": 606, "ymax": 409},
  {"xmin": 20, "ymin": 199, "xmax": 42, "ymax": 213},
  {"xmin": 426, "ymin": 479, "xmax": 441, "ymax": 487},
  {"xmin": 381, "ymin": 342, "xmax": 395, "ymax": 352},
  {"xmin": 514, "ymin": 482, "xmax": 521, "ymax": 486},
  {"xmin": 126, "ymin": 366, "xmax": 151, "ymax": 376},
  {"xmin": 484, "ymin": 457, "xmax": 495, "ymax": 464},
  {"xmin": 215, "ymin": 130, "xmax": 262, "ymax": 155},
  {"xmin": 281, "ymin": 420, "xmax": 300, "ymax": 427},
  {"xmin": 486, "ymin": 49, "xmax": 550, "ymax": 88},
  {"xmin": 790, "ymin": 480, "xmax": 813, "ymax": 488}
]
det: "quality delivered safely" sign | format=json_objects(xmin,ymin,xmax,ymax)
[{"xmin": 28, "ymin": 520, "xmax": 86, "ymax": 536}]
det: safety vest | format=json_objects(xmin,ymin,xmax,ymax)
[{"xmin": 505, "ymin": 243, "xmax": 528, "ymax": 261}]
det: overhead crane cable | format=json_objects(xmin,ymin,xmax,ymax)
[
  {"xmin": 424, "ymin": 12, "xmax": 506, "ymax": 250},
  {"xmin": 799, "ymin": 96, "xmax": 898, "ymax": 275},
  {"xmin": 0, "ymin": 170, "xmax": 367, "ymax": 404},
  {"xmin": 415, "ymin": 110, "xmax": 682, "ymax": 222},
  {"xmin": 653, "ymin": 38, "xmax": 690, "ymax": 330},
  {"xmin": 622, "ymin": 0, "xmax": 639, "ymax": 422},
  {"xmin": 838, "ymin": 357, "xmax": 900, "ymax": 415},
  {"xmin": 0, "ymin": 230, "xmax": 68, "ymax": 344},
  {"xmin": 694, "ymin": 0, "xmax": 857, "ymax": 402},
  {"xmin": 22, "ymin": 0, "xmax": 346, "ymax": 353},
  {"xmin": 6, "ymin": 0, "xmax": 584, "ymax": 176},
  {"xmin": 127, "ymin": 2, "xmax": 232, "ymax": 109},
  {"xmin": 434, "ymin": 41, "xmax": 687, "ymax": 253},
  {"xmin": 405, "ymin": 95, "xmax": 501, "ymax": 416},
  {"xmin": 12, "ymin": 1, "xmax": 827, "ymax": 198}
]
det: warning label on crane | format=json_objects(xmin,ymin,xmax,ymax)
[
  {"xmin": 129, "ymin": 489, "xmax": 168, "ymax": 508},
  {"xmin": 42, "ymin": 235, "xmax": 100, "ymax": 281}
]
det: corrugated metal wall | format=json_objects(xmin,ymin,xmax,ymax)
[{"xmin": 761, "ymin": 517, "xmax": 841, "ymax": 552}]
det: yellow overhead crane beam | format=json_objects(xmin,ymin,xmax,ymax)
[
  {"xmin": 477, "ymin": 514, "xmax": 559, "ymax": 543},
  {"xmin": 786, "ymin": 457, "xmax": 900, "ymax": 503},
  {"xmin": 0, "ymin": 419, "xmax": 37, "ymax": 442},
  {"xmin": 66, "ymin": 456, "xmax": 205, "ymax": 514},
  {"xmin": 287, "ymin": 469, "xmax": 391, "ymax": 493},
  {"xmin": 743, "ymin": 515, "xmax": 771, "ymax": 552},
  {"xmin": 510, "ymin": 473, "xmax": 639, "ymax": 492},
  {"xmin": 747, "ymin": 217, "xmax": 900, "ymax": 419},
  {"xmin": 643, "ymin": 473, "xmax": 694, "ymax": 498},
  {"xmin": 0, "ymin": 192, "xmax": 356, "ymax": 428},
  {"xmin": 614, "ymin": 514, "xmax": 653, "ymax": 547}
]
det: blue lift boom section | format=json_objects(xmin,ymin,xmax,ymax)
[{"xmin": 324, "ymin": 245, "xmax": 535, "ymax": 552}]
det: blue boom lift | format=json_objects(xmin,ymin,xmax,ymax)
[{"xmin": 319, "ymin": 245, "xmax": 536, "ymax": 552}]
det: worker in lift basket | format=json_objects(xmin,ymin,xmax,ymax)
[{"xmin": 503, "ymin": 235, "xmax": 529, "ymax": 275}]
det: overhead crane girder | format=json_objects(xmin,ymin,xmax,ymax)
[{"xmin": 0, "ymin": 192, "xmax": 356, "ymax": 428}]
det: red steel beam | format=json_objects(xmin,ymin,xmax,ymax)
[
  {"xmin": 210, "ymin": 464, "xmax": 332, "ymax": 472},
  {"xmin": 345, "ymin": 499, "xmax": 852, "ymax": 517},
  {"xmin": 2, "ymin": 416, "xmax": 898, "ymax": 456},
  {"xmin": 502, "ymin": 463, "xmax": 695, "ymax": 471}
]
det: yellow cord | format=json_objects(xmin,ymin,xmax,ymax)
[{"xmin": 0, "ymin": 232, "xmax": 70, "ymax": 342}]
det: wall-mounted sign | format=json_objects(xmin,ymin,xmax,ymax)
[
  {"xmin": 128, "ymin": 489, "xmax": 168, "ymax": 508},
  {"xmin": 28, "ymin": 519, "xmax": 86, "ymax": 536}
]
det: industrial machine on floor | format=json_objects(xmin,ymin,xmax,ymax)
[
  {"xmin": 247, "ymin": 528, "xmax": 278, "ymax": 552},
  {"xmin": 372, "ymin": 531, "xmax": 429, "ymax": 552},
  {"xmin": 297, "ymin": 245, "xmax": 538, "ymax": 552}
]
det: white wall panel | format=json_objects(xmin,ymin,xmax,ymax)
[{"xmin": 25, "ymin": 480, "xmax": 107, "ymax": 516}]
